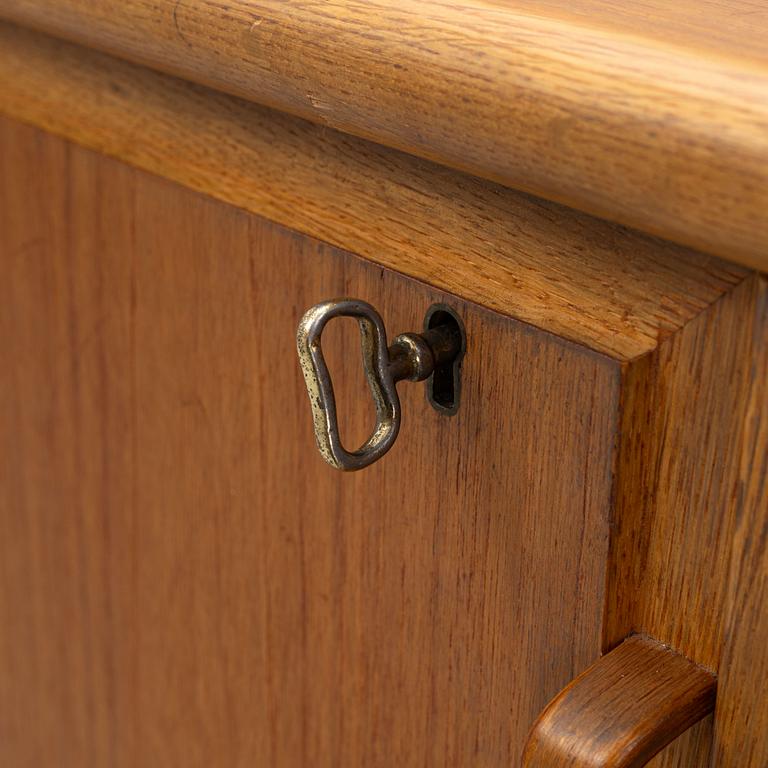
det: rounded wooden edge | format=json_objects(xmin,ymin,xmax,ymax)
[
  {"xmin": 522, "ymin": 635, "xmax": 716, "ymax": 767},
  {"xmin": 0, "ymin": 21, "xmax": 749, "ymax": 364},
  {"xmin": 2, "ymin": 0, "xmax": 767, "ymax": 270}
]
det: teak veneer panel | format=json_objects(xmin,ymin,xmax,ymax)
[
  {"xmin": 523, "ymin": 635, "xmax": 716, "ymax": 768},
  {"xmin": 525, "ymin": 271, "xmax": 768, "ymax": 768},
  {"xmin": 3, "ymin": 116, "xmax": 765, "ymax": 768},
  {"xmin": 604, "ymin": 274, "xmax": 768, "ymax": 767},
  {"xmin": 2, "ymin": 0, "xmax": 767, "ymax": 269},
  {"xmin": 712, "ymin": 277, "xmax": 768, "ymax": 767},
  {"xmin": 0, "ymin": 23, "xmax": 747, "ymax": 362},
  {"xmin": 1, "ymin": 118, "xmax": 620, "ymax": 767},
  {"xmin": 607, "ymin": 276, "xmax": 765, "ymax": 662}
]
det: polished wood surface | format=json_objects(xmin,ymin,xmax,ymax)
[
  {"xmin": 523, "ymin": 635, "xmax": 716, "ymax": 768},
  {"xmin": 608, "ymin": 275, "xmax": 766, "ymax": 663},
  {"xmin": 0, "ymin": 23, "xmax": 747, "ymax": 362},
  {"xmin": 1, "ymin": 118, "xmax": 622, "ymax": 767},
  {"xmin": 1, "ymin": 22, "xmax": 766, "ymax": 763},
  {"xmin": 496, "ymin": 0, "xmax": 768, "ymax": 61},
  {"xmin": 2, "ymin": 118, "xmax": 764, "ymax": 767},
  {"xmin": 604, "ymin": 273, "xmax": 768, "ymax": 767},
  {"xmin": 712, "ymin": 277, "xmax": 768, "ymax": 767},
  {"xmin": 530, "ymin": 293, "xmax": 768, "ymax": 768},
  {"xmin": 2, "ymin": 0, "xmax": 767, "ymax": 269}
]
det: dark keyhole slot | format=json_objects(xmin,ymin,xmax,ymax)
[{"xmin": 425, "ymin": 304, "xmax": 465, "ymax": 415}]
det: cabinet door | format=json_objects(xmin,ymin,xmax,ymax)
[
  {"xmin": 3, "ymin": 118, "xmax": 765, "ymax": 768},
  {"xmin": 0, "ymin": 118, "xmax": 618, "ymax": 767}
]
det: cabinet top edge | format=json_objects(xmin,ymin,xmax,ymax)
[
  {"xmin": 1, "ymin": 0, "xmax": 767, "ymax": 272},
  {"xmin": 0, "ymin": 21, "xmax": 751, "ymax": 362}
]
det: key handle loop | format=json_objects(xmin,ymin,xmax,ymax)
[{"xmin": 296, "ymin": 299, "xmax": 400, "ymax": 471}]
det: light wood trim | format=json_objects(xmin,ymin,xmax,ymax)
[
  {"xmin": 1, "ymin": 0, "xmax": 767, "ymax": 270},
  {"xmin": 523, "ymin": 635, "xmax": 716, "ymax": 768},
  {"xmin": 603, "ymin": 273, "xmax": 768, "ymax": 765},
  {"xmin": 0, "ymin": 22, "xmax": 747, "ymax": 362},
  {"xmin": 713, "ymin": 277, "xmax": 768, "ymax": 766},
  {"xmin": 608, "ymin": 274, "xmax": 766, "ymax": 667}
]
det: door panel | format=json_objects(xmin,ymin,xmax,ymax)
[{"xmin": 0, "ymin": 120, "xmax": 620, "ymax": 766}]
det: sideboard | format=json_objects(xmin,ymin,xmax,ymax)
[{"xmin": 0, "ymin": 2, "xmax": 766, "ymax": 766}]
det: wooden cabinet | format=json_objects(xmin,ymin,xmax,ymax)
[
  {"xmin": 1, "ymin": 117, "xmax": 619, "ymax": 765},
  {"xmin": 0, "ymin": 4, "xmax": 766, "ymax": 767}
]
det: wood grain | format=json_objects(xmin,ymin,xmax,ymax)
[
  {"xmin": 0, "ymin": 117, "xmax": 621, "ymax": 767},
  {"xmin": 522, "ymin": 635, "xmax": 716, "ymax": 767},
  {"xmin": 607, "ymin": 276, "xmax": 760, "ymax": 662},
  {"xmin": 712, "ymin": 277, "xmax": 768, "ymax": 767},
  {"xmin": 609, "ymin": 273, "xmax": 766, "ymax": 660},
  {"xmin": 2, "ymin": 37, "xmax": 766, "ymax": 766},
  {"xmin": 0, "ymin": 23, "xmax": 747, "ymax": 362},
  {"xmin": 1, "ymin": 0, "xmax": 767, "ymax": 269},
  {"xmin": 604, "ymin": 274, "xmax": 768, "ymax": 767},
  {"xmin": 490, "ymin": 0, "xmax": 768, "ymax": 63}
]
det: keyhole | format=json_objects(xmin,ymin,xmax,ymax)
[{"xmin": 424, "ymin": 304, "xmax": 465, "ymax": 415}]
